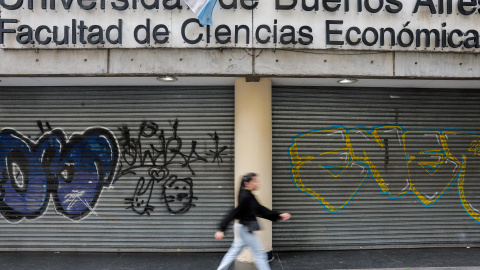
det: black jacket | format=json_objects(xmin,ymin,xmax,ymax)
[{"xmin": 219, "ymin": 189, "xmax": 281, "ymax": 233}]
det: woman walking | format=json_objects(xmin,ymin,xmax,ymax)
[{"xmin": 214, "ymin": 173, "xmax": 291, "ymax": 270}]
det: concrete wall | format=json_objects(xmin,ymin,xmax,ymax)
[
  {"xmin": 234, "ymin": 78, "xmax": 273, "ymax": 262},
  {"xmin": 1, "ymin": 48, "xmax": 479, "ymax": 79}
]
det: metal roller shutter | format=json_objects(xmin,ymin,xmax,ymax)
[
  {"xmin": 272, "ymin": 86, "xmax": 480, "ymax": 250},
  {"xmin": 0, "ymin": 86, "xmax": 234, "ymax": 252}
]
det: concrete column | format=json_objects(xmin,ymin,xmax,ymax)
[{"xmin": 234, "ymin": 78, "xmax": 273, "ymax": 262}]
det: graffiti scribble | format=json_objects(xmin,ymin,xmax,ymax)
[
  {"xmin": 290, "ymin": 125, "xmax": 480, "ymax": 224},
  {"xmin": 118, "ymin": 120, "xmax": 228, "ymax": 216},
  {"xmin": 207, "ymin": 132, "xmax": 228, "ymax": 165}
]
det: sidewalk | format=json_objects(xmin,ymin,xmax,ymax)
[{"xmin": 0, "ymin": 247, "xmax": 478, "ymax": 270}]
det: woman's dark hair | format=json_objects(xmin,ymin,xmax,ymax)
[{"xmin": 240, "ymin": 172, "xmax": 257, "ymax": 190}]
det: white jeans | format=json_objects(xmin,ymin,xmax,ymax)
[{"xmin": 217, "ymin": 223, "xmax": 270, "ymax": 270}]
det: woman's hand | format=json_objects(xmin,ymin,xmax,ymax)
[
  {"xmin": 279, "ymin": 213, "xmax": 291, "ymax": 221},
  {"xmin": 214, "ymin": 231, "xmax": 225, "ymax": 240}
]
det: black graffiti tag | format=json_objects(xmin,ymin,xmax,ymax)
[
  {"xmin": 207, "ymin": 132, "xmax": 228, "ymax": 165},
  {"xmin": 119, "ymin": 120, "xmax": 227, "ymax": 216}
]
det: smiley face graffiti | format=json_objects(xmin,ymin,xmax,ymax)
[{"xmin": 120, "ymin": 120, "xmax": 227, "ymax": 216}]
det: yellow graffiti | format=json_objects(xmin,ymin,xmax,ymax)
[
  {"xmin": 289, "ymin": 126, "xmax": 480, "ymax": 224},
  {"xmin": 469, "ymin": 140, "xmax": 480, "ymax": 156},
  {"xmin": 349, "ymin": 126, "xmax": 407, "ymax": 197},
  {"xmin": 457, "ymin": 156, "xmax": 480, "ymax": 222},
  {"xmin": 402, "ymin": 131, "xmax": 458, "ymax": 206},
  {"xmin": 289, "ymin": 127, "xmax": 368, "ymax": 212}
]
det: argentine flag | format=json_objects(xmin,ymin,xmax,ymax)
[{"xmin": 184, "ymin": 0, "xmax": 218, "ymax": 26}]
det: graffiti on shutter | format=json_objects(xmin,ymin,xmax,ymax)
[
  {"xmin": 117, "ymin": 120, "xmax": 229, "ymax": 216},
  {"xmin": 289, "ymin": 125, "xmax": 480, "ymax": 224},
  {"xmin": 0, "ymin": 121, "xmax": 119, "ymax": 222}
]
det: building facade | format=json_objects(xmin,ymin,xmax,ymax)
[{"xmin": 0, "ymin": 0, "xmax": 480, "ymax": 255}]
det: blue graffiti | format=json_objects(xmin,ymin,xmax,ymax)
[{"xmin": 0, "ymin": 124, "xmax": 119, "ymax": 222}]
